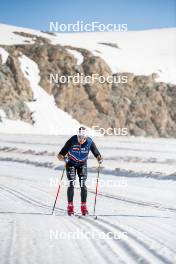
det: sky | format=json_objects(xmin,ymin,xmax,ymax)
[{"xmin": 0, "ymin": 0, "xmax": 176, "ymax": 31}]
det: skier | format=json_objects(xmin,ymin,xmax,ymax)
[{"xmin": 57, "ymin": 127, "xmax": 102, "ymax": 215}]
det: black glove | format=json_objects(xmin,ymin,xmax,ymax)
[{"xmin": 97, "ymin": 155, "xmax": 103, "ymax": 164}]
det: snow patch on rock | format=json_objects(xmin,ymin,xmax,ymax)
[
  {"xmin": 0, "ymin": 109, "xmax": 6, "ymax": 118},
  {"xmin": 18, "ymin": 55, "xmax": 81, "ymax": 135},
  {"xmin": 66, "ymin": 48, "xmax": 84, "ymax": 65},
  {"xmin": 0, "ymin": 47, "xmax": 9, "ymax": 64}
]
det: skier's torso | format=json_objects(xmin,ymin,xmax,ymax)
[{"xmin": 68, "ymin": 135, "xmax": 92, "ymax": 166}]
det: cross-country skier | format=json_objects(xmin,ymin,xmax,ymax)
[{"xmin": 57, "ymin": 127, "xmax": 102, "ymax": 215}]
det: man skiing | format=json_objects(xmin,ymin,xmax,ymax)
[{"xmin": 57, "ymin": 127, "xmax": 102, "ymax": 216}]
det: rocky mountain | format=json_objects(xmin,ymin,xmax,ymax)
[{"xmin": 0, "ymin": 25, "xmax": 176, "ymax": 137}]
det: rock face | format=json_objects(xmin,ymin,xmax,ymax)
[
  {"xmin": 111, "ymin": 75, "xmax": 176, "ymax": 137},
  {"xmin": 0, "ymin": 50, "xmax": 33, "ymax": 123},
  {"xmin": 0, "ymin": 34, "xmax": 176, "ymax": 137}
]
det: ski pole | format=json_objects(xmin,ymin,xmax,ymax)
[
  {"xmin": 52, "ymin": 164, "xmax": 66, "ymax": 215},
  {"xmin": 93, "ymin": 164, "xmax": 101, "ymax": 216}
]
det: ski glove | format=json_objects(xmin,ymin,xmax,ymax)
[
  {"xmin": 64, "ymin": 157, "xmax": 69, "ymax": 163},
  {"xmin": 97, "ymin": 155, "xmax": 103, "ymax": 164}
]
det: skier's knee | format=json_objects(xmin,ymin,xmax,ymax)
[
  {"xmin": 81, "ymin": 184, "xmax": 87, "ymax": 191},
  {"xmin": 79, "ymin": 176, "xmax": 87, "ymax": 188},
  {"xmin": 68, "ymin": 180, "xmax": 75, "ymax": 187}
]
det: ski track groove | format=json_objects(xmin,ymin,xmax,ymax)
[
  {"xmin": 0, "ymin": 219, "xmax": 16, "ymax": 264},
  {"xmin": 1, "ymin": 183, "xmax": 175, "ymax": 261},
  {"xmin": 87, "ymin": 189, "xmax": 176, "ymax": 214},
  {"xmin": 0, "ymin": 184, "xmax": 158, "ymax": 264},
  {"xmin": 129, "ymin": 218, "xmax": 176, "ymax": 255},
  {"xmin": 2, "ymin": 181, "xmax": 176, "ymax": 219},
  {"xmin": 71, "ymin": 215, "xmax": 127, "ymax": 264},
  {"xmin": 0, "ymin": 184, "xmax": 51, "ymax": 211},
  {"xmin": 73, "ymin": 216, "xmax": 155, "ymax": 264},
  {"xmin": 116, "ymin": 217, "xmax": 176, "ymax": 256},
  {"xmin": 1, "ymin": 178, "xmax": 175, "ymax": 263},
  {"xmin": 145, "ymin": 218, "xmax": 176, "ymax": 238},
  {"xmin": 97, "ymin": 217, "xmax": 174, "ymax": 264},
  {"xmin": 0, "ymin": 184, "xmax": 63, "ymax": 214},
  {"xmin": 64, "ymin": 216, "xmax": 118, "ymax": 264},
  {"xmin": 8, "ymin": 219, "xmax": 17, "ymax": 264},
  {"xmin": 1, "ymin": 184, "xmax": 175, "ymax": 262},
  {"xmin": 1, "ymin": 155, "xmax": 176, "ymax": 214}
]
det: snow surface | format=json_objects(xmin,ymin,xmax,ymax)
[
  {"xmin": 54, "ymin": 28, "xmax": 176, "ymax": 84},
  {"xmin": 0, "ymin": 134, "xmax": 176, "ymax": 264}
]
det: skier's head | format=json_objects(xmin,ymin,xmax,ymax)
[{"xmin": 77, "ymin": 127, "xmax": 88, "ymax": 144}]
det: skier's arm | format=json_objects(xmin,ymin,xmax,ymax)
[
  {"xmin": 90, "ymin": 141, "xmax": 102, "ymax": 163},
  {"xmin": 57, "ymin": 137, "xmax": 73, "ymax": 160}
]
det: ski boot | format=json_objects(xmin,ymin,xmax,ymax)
[
  {"xmin": 67, "ymin": 202, "xmax": 74, "ymax": 216},
  {"xmin": 81, "ymin": 202, "xmax": 88, "ymax": 216}
]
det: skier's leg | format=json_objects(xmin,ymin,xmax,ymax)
[
  {"xmin": 78, "ymin": 164, "xmax": 88, "ymax": 215},
  {"xmin": 66, "ymin": 164, "xmax": 76, "ymax": 215},
  {"xmin": 66, "ymin": 164, "xmax": 76, "ymax": 202},
  {"xmin": 78, "ymin": 164, "xmax": 87, "ymax": 203}
]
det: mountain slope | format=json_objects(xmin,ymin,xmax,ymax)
[{"xmin": 0, "ymin": 24, "xmax": 176, "ymax": 136}]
